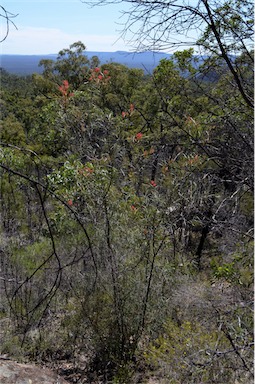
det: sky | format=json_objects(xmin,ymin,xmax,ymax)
[{"xmin": 0, "ymin": 0, "xmax": 132, "ymax": 54}]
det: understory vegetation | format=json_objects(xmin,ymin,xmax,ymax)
[{"xmin": 0, "ymin": 36, "xmax": 253, "ymax": 383}]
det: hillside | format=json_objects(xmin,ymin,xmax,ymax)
[{"xmin": 0, "ymin": 40, "xmax": 253, "ymax": 383}]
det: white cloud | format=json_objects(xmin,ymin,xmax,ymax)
[{"xmin": 1, "ymin": 26, "xmax": 128, "ymax": 54}]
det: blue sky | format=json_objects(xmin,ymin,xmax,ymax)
[{"xmin": 1, "ymin": 0, "xmax": 131, "ymax": 54}]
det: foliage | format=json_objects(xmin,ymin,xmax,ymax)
[
  {"xmin": 0, "ymin": 37, "xmax": 253, "ymax": 383},
  {"xmin": 145, "ymin": 316, "xmax": 253, "ymax": 383}
]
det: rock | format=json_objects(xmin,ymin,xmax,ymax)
[{"xmin": 0, "ymin": 358, "xmax": 69, "ymax": 384}]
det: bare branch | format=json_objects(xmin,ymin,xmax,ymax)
[
  {"xmin": 82, "ymin": 0, "xmax": 254, "ymax": 108},
  {"xmin": 0, "ymin": 5, "xmax": 18, "ymax": 43}
]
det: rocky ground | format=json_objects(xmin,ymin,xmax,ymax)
[
  {"xmin": 0, "ymin": 356, "xmax": 69, "ymax": 384},
  {"xmin": 0, "ymin": 356, "xmax": 161, "ymax": 384}
]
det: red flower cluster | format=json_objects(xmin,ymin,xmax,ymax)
[
  {"xmin": 67, "ymin": 199, "xmax": 73, "ymax": 206},
  {"xmin": 78, "ymin": 166, "xmax": 94, "ymax": 176},
  {"xmin": 150, "ymin": 180, "xmax": 157, "ymax": 187},
  {"xmin": 143, "ymin": 148, "xmax": 155, "ymax": 157},
  {"xmin": 135, "ymin": 132, "xmax": 143, "ymax": 140},
  {"xmin": 121, "ymin": 103, "xmax": 135, "ymax": 119},
  {"xmin": 59, "ymin": 80, "xmax": 74, "ymax": 98},
  {"xmin": 131, "ymin": 205, "xmax": 137, "ymax": 212},
  {"xmin": 89, "ymin": 67, "xmax": 111, "ymax": 83},
  {"xmin": 188, "ymin": 154, "xmax": 199, "ymax": 165}
]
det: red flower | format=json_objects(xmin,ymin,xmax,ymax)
[
  {"xmin": 98, "ymin": 74, "xmax": 103, "ymax": 80},
  {"xmin": 59, "ymin": 86, "xmax": 67, "ymax": 95},
  {"xmin": 62, "ymin": 80, "xmax": 69, "ymax": 89},
  {"xmin": 59, "ymin": 80, "xmax": 72, "ymax": 97},
  {"xmin": 188, "ymin": 154, "xmax": 199, "ymax": 165},
  {"xmin": 150, "ymin": 180, "xmax": 157, "ymax": 187},
  {"xmin": 135, "ymin": 132, "xmax": 143, "ymax": 140},
  {"xmin": 84, "ymin": 166, "xmax": 94, "ymax": 175},
  {"xmin": 67, "ymin": 199, "xmax": 73, "ymax": 206},
  {"xmin": 94, "ymin": 67, "xmax": 100, "ymax": 72},
  {"xmin": 103, "ymin": 69, "xmax": 109, "ymax": 75}
]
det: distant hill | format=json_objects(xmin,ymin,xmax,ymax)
[{"xmin": 0, "ymin": 51, "xmax": 172, "ymax": 76}]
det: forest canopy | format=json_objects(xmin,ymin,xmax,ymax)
[{"xmin": 0, "ymin": 1, "xmax": 253, "ymax": 383}]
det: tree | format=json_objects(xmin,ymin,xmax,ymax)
[
  {"xmin": 83, "ymin": 0, "xmax": 254, "ymax": 108},
  {"xmin": 38, "ymin": 41, "xmax": 90, "ymax": 89}
]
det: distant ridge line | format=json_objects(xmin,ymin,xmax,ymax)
[{"xmin": 0, "ymin": 51, "xmax": 172, "ymax": 75}]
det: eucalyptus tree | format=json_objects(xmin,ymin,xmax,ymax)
[
  {"xmin": 83, "ymin": 0, "xmax": 253, "ymax": 108},
  {"xmin": 78, "ymin": 3, "xmax": 254, "ymax": 380}
]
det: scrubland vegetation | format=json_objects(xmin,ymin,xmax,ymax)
[{"xmin": 0, "ymin": 2, "xmax": 253, "ymax": 382}]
